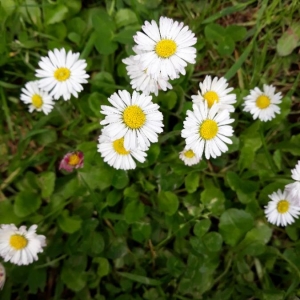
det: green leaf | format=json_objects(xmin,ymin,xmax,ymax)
[
  {"xmin": 94, "ymin": 257, "xmax": 110, "ymax": 277},
  {"xmin": 158, "ymin": 191, "xmax": 179, "ymax": 216},
  {"xmin": 219, "ymin": 208, "xmax": 254, "ymax": 246},
  {"xmin": 204, "ymin": 23, "xmax": 226, "ymax": 41},
  {"xmin": 113, "ymin": 27, "xmax": 137, "ymax": 44},
  {"xmin": 185, "ymin": 172, "xmax": 199, "ymax": 194},
  {"xmin": 58, "ymin": 210, "xmax": 82, "ymax": 234},
  {"xmin": 124, "ymin": 200, "xmax": 145, "ymax": 223},
  {"xmin": 118, "ymin": 272, "xmax": 162, "ymax": 286},
  {"xmin": 115, "ymin": 9, "xmax": 138, "ymax": 28},
  {"xmin": 193, "ymin": 219, "xmax": 211, "ymax": 237},
  {"xmin": 28, "ymin": 268, "xmax": 46, "ymax": 294},
  {"xmin": 38, "ymin": 172, "xmax": 55, "ymax": 198},
  {"xmin": 14, "ymin": 191, "xmax": 41, "ymax": 217},
  {"xmin": 44, "ymin": 3, "xmax": 69, "ymax": 25},
  {"xmin": 277, "ymin": 23, "xmax": 300, "ymax": 56},
  {"xmin": 200, "ymin": 184, "xmax": 225, "ymax": 215},
  {"xmin": 112, "ymin": 170, "xmax": 129, "ymax": 189},
  {"xmin": 158, "ymin": 90, "xmax": 178, "ymax": 110},
  {"xmin": 203, "ymin": 232, "xmax": 223, "ymax": 252},
  {"xmin": 107, "ymin": 189, "xmax": 123, "ymax": 206},
  {"xmin": 225, "ymin": 25, "xmax": 247, "ymax": 42},
  {"xmin": 61, "ymin": 264, "xmax": 86, "ymax": 292},
  {"xmin": 0, "ymin": 200, "xmax": 22, "ymax": 224}
]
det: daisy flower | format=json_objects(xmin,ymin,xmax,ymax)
[
  {"xmin": 122, "ymin": 48, "xmax": 172, "ymax": 96},
  {"xmin": 285, "ymin": 160, "xmax": 300, "ymax": 205},
  {"xmin": 100, "ymin": 90, "xmax": 164, "ymax": 151},
  {"xmin": 264, "ymin": 189, "xmax": 300, "ymax": 226},
  {"xmin": 181, "ymin": 102, "xmax": 234, "ymax": 159},
  {"xmin": 36, "ymin": 48, "xmax": 89, "ymax": 101},
  {"xmin": 0, "ymin": 224, "xmax": 46, "ymax": 266},
  {"xmin": 133, "ymin": 16, "xmax": 197, "ymax": 80},
  {"xmin": 0, "ymin": 263, "xmax": 5, "ymax": 290},
  {"xmin": 243, "ymin": 84, "xmax": 282, "ymax": 122},
  {"xmin": 179, "ymin": 148, "xmax": 201, "ymax": 166},
  {"xmin": 97, "ymin": 133, "xmax": 147, "ymax": 170},
  {"xmin": 59, "ymin": 151, "xmax": 84, "ymax": 172},
  {"xmin": 192, "ymin": 76, "xmax": 236, "ymax": 112},
  {"xmin": 20, "ymin": 81, "xmax": 54, "ymax": 115}
]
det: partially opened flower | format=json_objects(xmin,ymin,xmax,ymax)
[
  {"xmin": 243, "ymin": 84, "xmax": 282, "ymax": 121},
  {"xmin": 20, "ymin": 81, "xmax": 54, "ymax": 115},
  {"xmin": 0, "ymin": 224, "xmax": 46, "ymax": 266},
  {"xmin": 285, "ymin": 160, "xmax": 300, "ymax": 205},
  {"xmin": 192, "ymin": 76, "xmax": 236, "ymax": 112},
  {"xmin": 97, "ymin": 133, "xmax": 147, "ymax": 170},
  {"xmin": 181, "ymin": 102, "xmax": 234, "ymax": 159},
  {"xmin": 0, "ymin": 263, "xmax": 5, "ymax": 290},
  {"xmin": 133, "ymin": 16, "xmax": 197, "ymax": 80},
  {"xmin": 265, "ymin": 189, "xmax": 300, "ymax": 227},
  {"xmin": 59, "ymin": 151, "xmax": 84, "ymax": 172},
  {"xmin": 123, "ymin": 47, "xmax": 172, "ymax": 96},
  {"xmin": 179, "ymin": 148, "xmax": 201, "ymax": 166},
  {"xmin": 100, "ymin": 90, "xmax": 164, "ymax": 151},
  {"xmin": 36, "ymin": 48, "xmax": 89, "ymax": 101}
]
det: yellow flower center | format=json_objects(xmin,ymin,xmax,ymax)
[
  {"xmin": 113, "ymin": 138, "xmax": 130, "ymax": 155},
  {"xmin": 54, "ymin": 67, "xmax": 71, "ymax": 81},
  {"xmin": 203, "ymin": 91, "xmax": 219, "ymax": 108},
  {"xmin": 123, "ymin": 105, "xmax": 146, "ymax": 129},
  {"xmin": 9, "ymin": 234, "xmax": 28, "ymax": 250},
  {"xmin": 68, "ymin": 153, "xmax": 80, "ymax": 166},
  {"xmin": 31, "ymin": 94, "xmax": 43, "ymax": 108},
  {"xmin": 277, "ymin": 200, "xmax": 289, "ymax": 214},
  {"xmin": 155, "ymin": 39, "xmax": 177, "ymax": 58},
  {"xmin": 199, "ymin": 120, "xmax": 218, "ymax": 140},
  {"xmin": 256, "ymin": 95, "xmax": 271, "ymax": 109},
  {"xmin": 184, "ymin": 150, "xmax": 195, "ymax": 158}
]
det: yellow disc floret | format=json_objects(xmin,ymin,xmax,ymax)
[
  {"xmin": 123, "ymin": 105, "xmax": 146, "ymax": 129},
  {"xmin": 256, "ymin": 95, "xmax": 271, "ymax": 109},
  {"xmin": 113, "ymin": 138, "xmax": 130, "ymax": 155},
  {"xmin": 31, "ymin": 94, "xmax": 43, "ymax": 108},
  {"xmin": 10, "ymin": 234, "xmax": 28, "ymax": 250},
  {"xmin": 184, "ymin": 150, "xmax": 195, "ymax": 158},
  {"xmin": 203, "ymin": 91, "xmax": 219, "ymax": 108},
  {"xmin": 277, "ymin": 200, "xmax": 289, "ymax": 214},
  {"xmin": 199, "ymin": 120, "xmax": 218, "ymax": 140},
  {"xmin": 155, "ymin": 39, "xmax": 177, "ymax": 58},
  {"xmin": 54, "ymin": 67, "xmax": 71, "ymax": 81},
  {"xmin": 68, "ymin": 153, "xmax": 80, "ymax": 166}
]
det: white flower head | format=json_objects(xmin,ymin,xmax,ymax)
[
  {"xmin": 36, "ymin": 48, "xmax": 89, "ymax": 101},
  {"xmin": 192, "ymin": 76, "xmax": 236, "ymax": 113},
  {"xmin": 0, "ymin": 263, "xmax": 5, "ymax": 290},
  {"xmin": 0, "ymin": 224, "xmax": 46, "ymax": 266},
  {"xmin": 100, "ymin": 90, "xmax": 164, "ymax": 151},
  {"xmin": 181, "ymin": 102, "xmax": 234, "ymax": 159},
  {"xmin": 97, "ymin": 133, "xmax": 147, "ymax": 170},
  {"xmin": 133, "ymin": 16, "xmax": 197, "ymax": 80},
  {"xmin": 20, "ymin": 81, "xmax": 54, "ymax": 115},
  {"xmin": 285, "ymin": 161, "xmax": 300, "ymax": 205},
  {"xmin": 243, "ymin": 84, "xmax": 282, "ymax": 122},
  {"xmin": 123, "ymin": 47, "xmax": 172, "ymax": 96},
  {"xmin": 179, "ymin": 147, "xmax": 201, "ymax": 166},
  {"xmin": 265, "ymin": 189, "xmax": 300, "ymax": 227}
]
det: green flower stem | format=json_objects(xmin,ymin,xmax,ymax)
[{"xmin": 34, "ymin": 255, "xmax": 67, "ymax": 269}]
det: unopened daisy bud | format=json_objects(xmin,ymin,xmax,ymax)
[
  {"xmin": 265, "ymin": 189, "xmax": 300, "ymax": 227},
  {"xmin": 0, "ymin": 224, "xmax": 46, "ymax": 266},
  {"xmin": 36, "ymin": 48, "xmax": 89, "ymax": 101},
  {"xmin": 192, "ymin": 76, "xmax": 236, "ymax": 113},
  {"xmin": 179, "ymin": 148, "xmax": 201, "ymax": 166},
  {"xmin": 133, "ymin": 16, "xmax": 197, "ymax": 80},
  {"xmin": 285, "ymin": 160, "xmax": 300, "ymax": 205},
  {"xmin": 0, "ymin": 263, "xmax": 5, "ymax": 290},
  {"xmin": 243, "ymin": 84, "xmax": 282, "ymax": 122},
  {"xmin": 181, "ymin": 102, "xmax": 234, "ymax": 159},
  {"xmin": 20, "ymin": 81, "xmax": 54, "ymax": 115},
  {"xmin": 59, "ymin": 151, "xmax": 84, "ymax": 172}
]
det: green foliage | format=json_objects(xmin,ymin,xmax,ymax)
[{"xmin": 1, "ymin": 0, "xmax": 300, "ymax": 299}]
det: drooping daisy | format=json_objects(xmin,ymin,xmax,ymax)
[
  {"xmin": 179, "ymin": 148, "xmax": 201, "ymax": 166},
  {"xmin": 0, "ymin": 224, "xmax": 46, "ymax": 266},
  {"xmin": 20, "ymin": 81, "xmax": 54, "ymax": 115},
  {"xmin": 133, "ymin": 16, "xmax": 197, "ymax": 80},
  {"xmin": 192, "ymin": 76, "xmax": 236, "ymax": 112},
  {"xmin": 285, "ymin": 160, "xmax": 300, "ymax": 205},
  {"xmin": 123, "ymin": 48, "xmax": 172, "ymax": 96},
  {"xmin": 181, "ymin": 102, "xmax": 234, "ymax": 159},
  {"xmin": 36, "ymin": 48, "xmax": 89, "ymax": 101},
  {"xmin": 243, "ymin": 84, "xmax": 282, "ymax": 122},
  {"xmin": 0, "ymin": 263, "xmax": 5, "ymax": 290},
  {"xmin": 59, "ymin": 151, "xmax": 84, "ymax": 172},
  {"xmin": 97, "ymin": 133, "xmax": 147, "ymax": 170},
  {"xmin": 264, "ymin": 189, "xmax": 300, "ymax": 227},
  {"xmin": 100, "ymin": 90, "xmax": 164, "ymax": 151}
]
